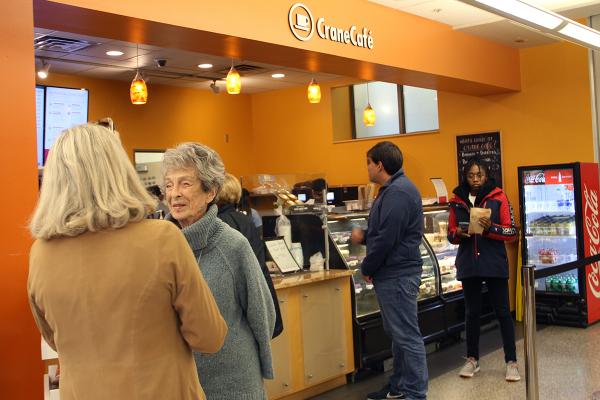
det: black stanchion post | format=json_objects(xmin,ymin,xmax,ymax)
[{"xmin": 522, "ymin": 264, "xmax": 539, "ymax": 400}]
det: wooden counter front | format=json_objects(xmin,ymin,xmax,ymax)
[
  {"xmin": 272, "ymin": 269, "xmax": 354, "ymax": 290},
  {"xmin": 267, "ymin": 269, "xmax": 355, "ymax": 400}
]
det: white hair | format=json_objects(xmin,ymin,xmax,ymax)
[
  {"xmin": 162, "ymin": 142, "xmax": 225, "ymax": 195},
  {"xmin": 29, "ymin": 123, "xmax": 157, "ymax": 239}
]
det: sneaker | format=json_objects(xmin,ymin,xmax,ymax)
[
  {"xmin": 366, "ymin": 384, "xmax": 406, "ymax": 400},
  {"xmin": 459, "ymin": 357, "xmax": 480, "ymax": 378},
  {"xmin": 505, "ymin": 361, "xmax": 521, "ymax": 382}
]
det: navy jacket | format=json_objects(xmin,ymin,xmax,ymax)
[
  {"xmin": 360, "ymin": 169, "xmax": 424, "ymax": 279},
  {"xmin": 447, "ymin": 182, "xmax": 517, "ymax": 280}
]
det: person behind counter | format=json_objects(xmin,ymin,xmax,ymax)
[
  {"xmin": 239, "ymin": 187, "xmax": 263, "ymax": 234},
  {"xmin": 448, "ymin": 157, "xmax": 520, "ymax": 382},
  {"xmin": 28, "ymin": 123, "xmax": 227, "ymax": 400},
  {"xmin": 217, "ymin": 173, "xmax": 283, "ymax": 338},
  {"xmin": 162, "ymin": 142, "xmax": 275, "ymax": 400},
  {"xmin": 147, "ymin": 184, "xmax": 170, "ymax": 218}
]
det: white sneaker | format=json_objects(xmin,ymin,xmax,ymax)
[
  {"xmin": 459, "ymin": 357, "xmax": 480, "ymax": 378},
  {"xmin": 505, "ymin": 361, "xmax": 521, "ymax": 382}
]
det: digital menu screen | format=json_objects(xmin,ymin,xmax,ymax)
[
  {"xmin": 44, "ymin": 87, "xmax": 88, "ymax": 161},
  {"xmin": 35, "ymin": 86, "xmax": 45, "ymax": 167}
]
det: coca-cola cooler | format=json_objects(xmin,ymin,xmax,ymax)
[{"xmin": 518, "ymin": 162, "xmax": 600, "ymax": 327}]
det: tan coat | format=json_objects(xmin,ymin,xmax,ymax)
[{"xmin": 28, "ymin": 219, "xmax": 228, "ymax": 400}]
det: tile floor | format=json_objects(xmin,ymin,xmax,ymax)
[{"xmin": 310, "ymin": 322, "xmax": 600, "ymax": 400}]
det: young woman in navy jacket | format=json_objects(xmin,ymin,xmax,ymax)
[{"xmin": 447, "ymin": 157, "xmax": 520, "ymax": 382}]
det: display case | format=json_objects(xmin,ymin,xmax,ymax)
[
  {"xmin": 328, "ymin": 205, "xmax": 495, "ymax": 372},
  {"xmin": 328, "ymin": 215, "xmax": 439, "ymax": 317},
  {"xmin": 518, "ymin": 162, "xmax": 600, "ymax": 326},
  {"xmin": 327, "ymin": 210, "xmax": 446, "ymax": 371},
  {"xmin": 423, "ymin": 207, "xmax": 461, "ymax": 296}
]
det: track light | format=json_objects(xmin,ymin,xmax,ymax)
[
  {"xmin": 37, "ymin": 60, "xmax": 50, "ymax": 79},
  {"xmin": 210, "ymin": 80, "xmax": 220, "ymax": 94}
]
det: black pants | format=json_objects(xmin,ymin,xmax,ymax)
[{"xmin": 462, "ymin": 277, "xmax": 517, "ymax": 363}]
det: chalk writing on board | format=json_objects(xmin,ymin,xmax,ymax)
[{"xmin": 456, "ymin": 131, "xmax": 502, "ymax": 188}]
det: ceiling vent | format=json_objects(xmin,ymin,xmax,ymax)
[
  {"xmin": 34, "ymin": 35, "xmax": 96, "ymax": 53},
  {"xmin": 217, "ymin": 63, "xmax": 265, "ymax": 75}
]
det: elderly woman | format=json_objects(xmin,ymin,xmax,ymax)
[
  {"xmin": 163, "ymin": 143, "xmax": 275, "ymax": 400},
  {"xmin": 28, "ymin": 123, "xmax": 227, "ymax": 400},
  {"xmin": 217, "ymin": 173, "xmax": 283, "ymax": 338}
]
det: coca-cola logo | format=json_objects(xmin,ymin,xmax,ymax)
[
  {"xmin": 524, "ymin": 172, "xmax": 545, "ymax": 185},
  {"xmin": 584, "ymin": 184, "xmax": 600, "ymax": 299}
]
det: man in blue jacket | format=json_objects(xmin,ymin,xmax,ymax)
[{"xmin": 352, "ymin": 141, "xmax": 428, "ymax": 400}]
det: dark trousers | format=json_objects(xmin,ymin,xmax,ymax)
[{"xmin": 462, "ymin": 277, "xmax": 517, "ymax": 363}]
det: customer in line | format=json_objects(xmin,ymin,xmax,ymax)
[
  {"xmin": 216, "ymin": 173, "xmax": 283, "ymax": 338},
  {"xmin": 447, "ymin": 157, "xmax": 520, "ymax": 382},
  {"xmin": 351, "ymin": 141, "xmax": 428, "ymax": 400},
  {"xmin": 239, "ymin": 187, "xmax": 263, "ymax": 234},
  {"xmin": 162, "ymin": 142, "xmax": 275, "ymax": 400},
  {"xmin": 28, "ymin": 122, "xmax": 227, "ymax": 400}
]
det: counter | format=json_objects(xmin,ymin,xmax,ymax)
[
  {"xmin": 272, "ymin": 269, "xmax": 353, "ymax": 289},
  {"xmin": 267, "ymin": 269, "xmax": 355, "ymax": 400}
]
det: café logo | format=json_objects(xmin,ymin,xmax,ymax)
[
  {"xmin": 288, "ymin": 3, "xmax": 374, "ymax": 49},
  {"xmin": 584, "ymin": 184, "xmax": 600, "ymax": 299},
  {"xmin": 524, "ymin": 171, "xmax": 545, "ymax": 185}
]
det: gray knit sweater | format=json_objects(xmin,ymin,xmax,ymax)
[{"xmin": 173, "ymin": 205, "xmax": 275, "ymax": 400}]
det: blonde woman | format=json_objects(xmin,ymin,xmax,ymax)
[{"xmin": 28, "ymin": 123, "xmax": 227, "ymax": 400}]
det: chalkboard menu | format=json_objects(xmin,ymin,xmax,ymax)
[{"xmin": 456, "ymin": 131, "xmax": 502, "ymax": 188}]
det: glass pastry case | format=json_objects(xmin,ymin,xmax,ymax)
[
  {"xmin": 327, "ymin": 205, "xmax": 495, "ymax": 373},
  {"xmin": 423, "ymin": 207, "xmax": 461, "ymax": 296},
  {"xmin": 328, "ymin": 215, "xmax": 439, "ymax": 319}
]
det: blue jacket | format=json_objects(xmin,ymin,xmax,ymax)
[{"xmin": 361, "ymin": 169, "xmax": 424, "ymax": 279}]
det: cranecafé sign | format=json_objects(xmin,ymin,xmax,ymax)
[{"xmin": 288, "ymin": 3, "xmax": 374, "ymax": 49}]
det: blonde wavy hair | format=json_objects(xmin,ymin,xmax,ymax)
[
  {"xmin": 217, "ymin": 173, "xmax": 242, "ymax": 205},
  {"xmin": 30, "ymin": 123, "xmax": 157, "ymax": 239}
]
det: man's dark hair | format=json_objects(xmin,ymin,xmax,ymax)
[
  {"xmin": 238, "ymin": 188, "xmax": 252, "ymax": 215},
  {"xmin": 367, "ymin": 141, "xmax": 403, "ymax": 175},
  {"xmin": 461, "ymin": 157, "xmax": 490, "ymax": 185},
  {"xmin": 147, "ymin": 185, "xmax": 162, "ymax": 198},
  {"xmin": 311, "ymin": 178, "xmax": 327, "ymax": 192}
]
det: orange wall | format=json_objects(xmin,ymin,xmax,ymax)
[
  {"xmin": 39, "ymin": 74, "xmax": 256, "ymax": 176},
  {"xmin": 251, "ymin": 41, "xmax": 595, "ymax": 217},
  {"xmin": 0, "ymin": 1, "xmax": 43, "ymax": 399}
]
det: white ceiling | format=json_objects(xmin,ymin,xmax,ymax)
[
  {"xmin": 34, "ymin": 28, "xmax": 340, "ymax": 93},
  {"xmin": 369, "ymin": 0, "xmax": 600, "ymax": 48}
]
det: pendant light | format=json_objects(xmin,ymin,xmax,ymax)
[
  {"xmin": 307, "ymin": 78, "xmax": 321, "ymax": 104},
  {"xmin": 363, "ymin": 82, "xmax": 376, "ymax": 126},
  {"xmin": 226, "ymin": 61, "xmax": 241, "ymax": 94},
  {"xmin": 130, "ymin": 44, "xmax": 148, "ymax": 105}
]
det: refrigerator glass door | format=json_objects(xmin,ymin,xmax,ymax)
[{"xmin": 522, "ymin": 168, "xmax": 579, "ymax": 294}]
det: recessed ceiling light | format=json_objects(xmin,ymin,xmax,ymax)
[
  {"xmin": 198, "ymin": 63, "xmax": 213, "ymax": 69},
  {"xmin": 106, "ymin": 50, "xmax": 124, "ymax": 56},
  {"xmin": 272, "ymin": 73, "xmax": 285, "ymax": 78}
]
